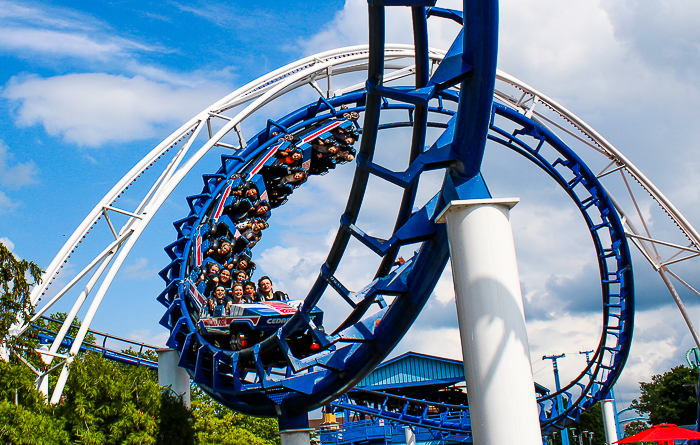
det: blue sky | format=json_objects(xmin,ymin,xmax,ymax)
[{"xmin": 2, "ymin": 0, "xmax": 700, "ymax": 411}]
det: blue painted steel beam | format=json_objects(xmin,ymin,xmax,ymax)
[{"xmin": 450, "ymin": 0, "xmax": 498, "ymax": 179}]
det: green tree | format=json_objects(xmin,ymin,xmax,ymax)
[
  {"xmin": 624, "ymin": 419, "xmax": 649, "ymax": 435},
  {"xmin": 58, "ymin": 352, "xmax": 162, "ymax": 445},
  {"xmin": 631, "ymin": 365, "xmax": 699, "ymax": 425},
  {"xmin": 0, "ymin": 241, "xmax": 42, "ymax": 360},
  {"xmin": 58, "ymin": 352, "xmax": 277, "ymax": 445},
  {"xmin": 122, "ymin": 346, "xmax": 159, "ymax": 363},
  {"xmin": 575, "ymin": 403, "xmax": 606, "ymax": 445},
  {"xmin": 0, "ymin": 359, "xmax": 45, "ymax": 410},
  {"xmin": 544, "ymin": 403, "xmax": 610, "ymax": 445},
  {"xmin": 621, "ymin": 420, "xmax": 649, "ymax": 445},
  {"xmin": 191, "ymin": 387, "xmax": 279, "ymax": 445},
  {"xmin": 0, "ymin": 356, "xmax": 70, "ymax": 444},
  {"xmin": 0, "ymin": 401, "xmax": 70, "ymax": 445},
  {"xmin": 157, "ymin": 391, "xmax": 195, "ymax": 445}
]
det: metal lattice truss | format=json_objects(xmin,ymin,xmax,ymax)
[
  {"xmin": 492, "ymin": 72, "xmax": 700, "ymax": 348},
  {"xmin": 13, "ymin": 43, "xmax": 700, "ymax": 405}
]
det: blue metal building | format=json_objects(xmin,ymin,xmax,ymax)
[{"xmin": 319, "ymin": 352, "xmax": 549, "ymax": 445}]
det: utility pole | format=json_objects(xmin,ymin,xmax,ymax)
[
  {"xmin": 544, "ymin": 353, "xmax": 569, "ymax": 445},
  {"xmin": 579, "ymin": 350, "xmax": 593, "ymax": 364}
]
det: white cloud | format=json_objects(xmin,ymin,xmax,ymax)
[
  {"xmin": 396, "ymin": 302, "xmax": 697, "ymax": 406},
  {"xmin": 3, "ymin": 73, "xmax": 230, "ymax": 147},
  {"xmin": 395, "ymin": 326, "xmax": 463, "ymax": 361},
  {"xmin": 122, "ymin": 257, "xmax": 159, "ymax": 281},
  {"xmin": 0, "ymin": 0, "xmax": 99, "ymax": 31},
  {"xmin": 0, "ymin": 237, "xmax": 15, "ymax": 252},
  {"xmin": 297, "ymin": 0, "xmax": 461, "ymax": 56},
  {"xmin": 0, "ymin": 28, "xmax": 136, "ymax": 60},
  {"xmin": 0, "ymin": 191, "xmax": 18, "ymax": 213},
  {"xmin": 126, "ymin": 328, "xmax": 170, "ymax": 348},
  {"xmin": 0, "ymin": 140, "xmax": 39, "ymax": 189},
  {"xmin": 256, "ymin": 245, "xmax": 329, "ymax": 298},
  {"xmin": 602, "ymin": 0, "xmax": 700, "ymax": 80},
  {"xmin": 172, "ymin": 2, "xmax": 274, "ymax": 31},
  {"xmin": 0, "ymin": 0, "xmax": 162, "ymax": 63}
]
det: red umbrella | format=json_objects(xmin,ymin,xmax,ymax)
[{"xmin": 617, "ymin": 424, "xmax": 700, "ymax": 445}]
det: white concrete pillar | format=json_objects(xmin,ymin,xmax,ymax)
[
  {"xmin": 601, "ymin": 399, "xmax": 618, "ymax": 445},
  {"xmin": 436, "ymin": 198, "xmax": 542, "ymax": 445},
  {"xmin": 404, "ymin": 426, "xmax": 416, "ymax": 445},
  {"xmin": 157, "ymin": 348, "xmax": 191, "ymax": 408},
  {"xmin": 279, "ymin": 429, "xmax": 313, "ymax": 445}
]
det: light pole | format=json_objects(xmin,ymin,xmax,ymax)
[{"xmin": 571, "ymin": 428, "xmax": 579, "ymax": 445}]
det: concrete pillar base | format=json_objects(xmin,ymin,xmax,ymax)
[{"xmin": 280, "ymin": 428, "xmax": 313, "ymax": 445}]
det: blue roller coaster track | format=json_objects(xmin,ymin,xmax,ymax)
[{"xmin": 158, "ymin": 0, "xmax": 634, "ymax": 433}]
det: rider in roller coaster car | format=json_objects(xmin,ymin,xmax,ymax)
[
  {"xmin": 233, "ymin": 218, "xmax": 268, "ymax": 252},
  {"xmin": 247, "ymin": 201, "xmax": 271, "ymax": 220},
  {"xmin": 332, "ymin": 126, "xmax": 358, "ymax": 147},
  {"xmin": 210, "ymin": 267, "xmax": 234, "ymax": 295},
  {"xmin": 234, "ymin": 253, "xmax": 256, "ymax": 277},
  {"xmin": 266, "ymin": 169, "xmax": 308, "ymax": 207},
  {"xmin": 275, "ymin": 148, "xmax": 303, "ymax": 167},
  {"xmin": 230, "ymin": 181, "xmax": 259, "ymax": 201},
  {"xmin": 197, "ymin": 262, "xmax": 220, "ymax": 287},
  {"xmin": 231, "ymin": 283, "xmax": 247, "ymax": 304},
  {"xmin": 223, "ymin": 195, "xmax": 270, "ymax": 222},
  {"xmin": 242, "ymin": 280, "xmax": 257, "ymax": 302},
  {"xmin": 334, "ymin": 149, "xmax": 355, "ymax": 164},
  {"xmin": 254, "ymin": 276, "xmax": 288, "ymax": 302},
  {"xmin": 207, "ymin": 285, "xmax": 232, "ymax": 317},
  {"xmin": 312, "ymin": 139, "xmax": 338, "ymax": 156},
  {"xmin": 205, "ymin": 240, "xmax": 233, "ymax": 266},
  {"xmin": 309, "ymin": 135, "xmax": 341, "ymax": 175},
  {"xmin": 234, "ymin": 269, "xmax": 248, "ymax": 284}
]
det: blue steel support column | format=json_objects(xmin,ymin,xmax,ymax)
[
  {"xmin": 450, "ymin": 0, "xmax": 499, "ymax": 180},
  {"xmin": 543, "ymin": 354, "xmax": 569, "ymax": 445}
]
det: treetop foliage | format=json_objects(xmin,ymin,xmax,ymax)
[
  {"xmin": 1, "ymin": 350, "xmax": 281, "ymax": 444},
  {"xmin": 0, "ymin": 241, "xmax": 42, "ymax": 360},
  {"xmin": 631, "ymin": 365, "xmax": 699, "ymax": 426}
]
